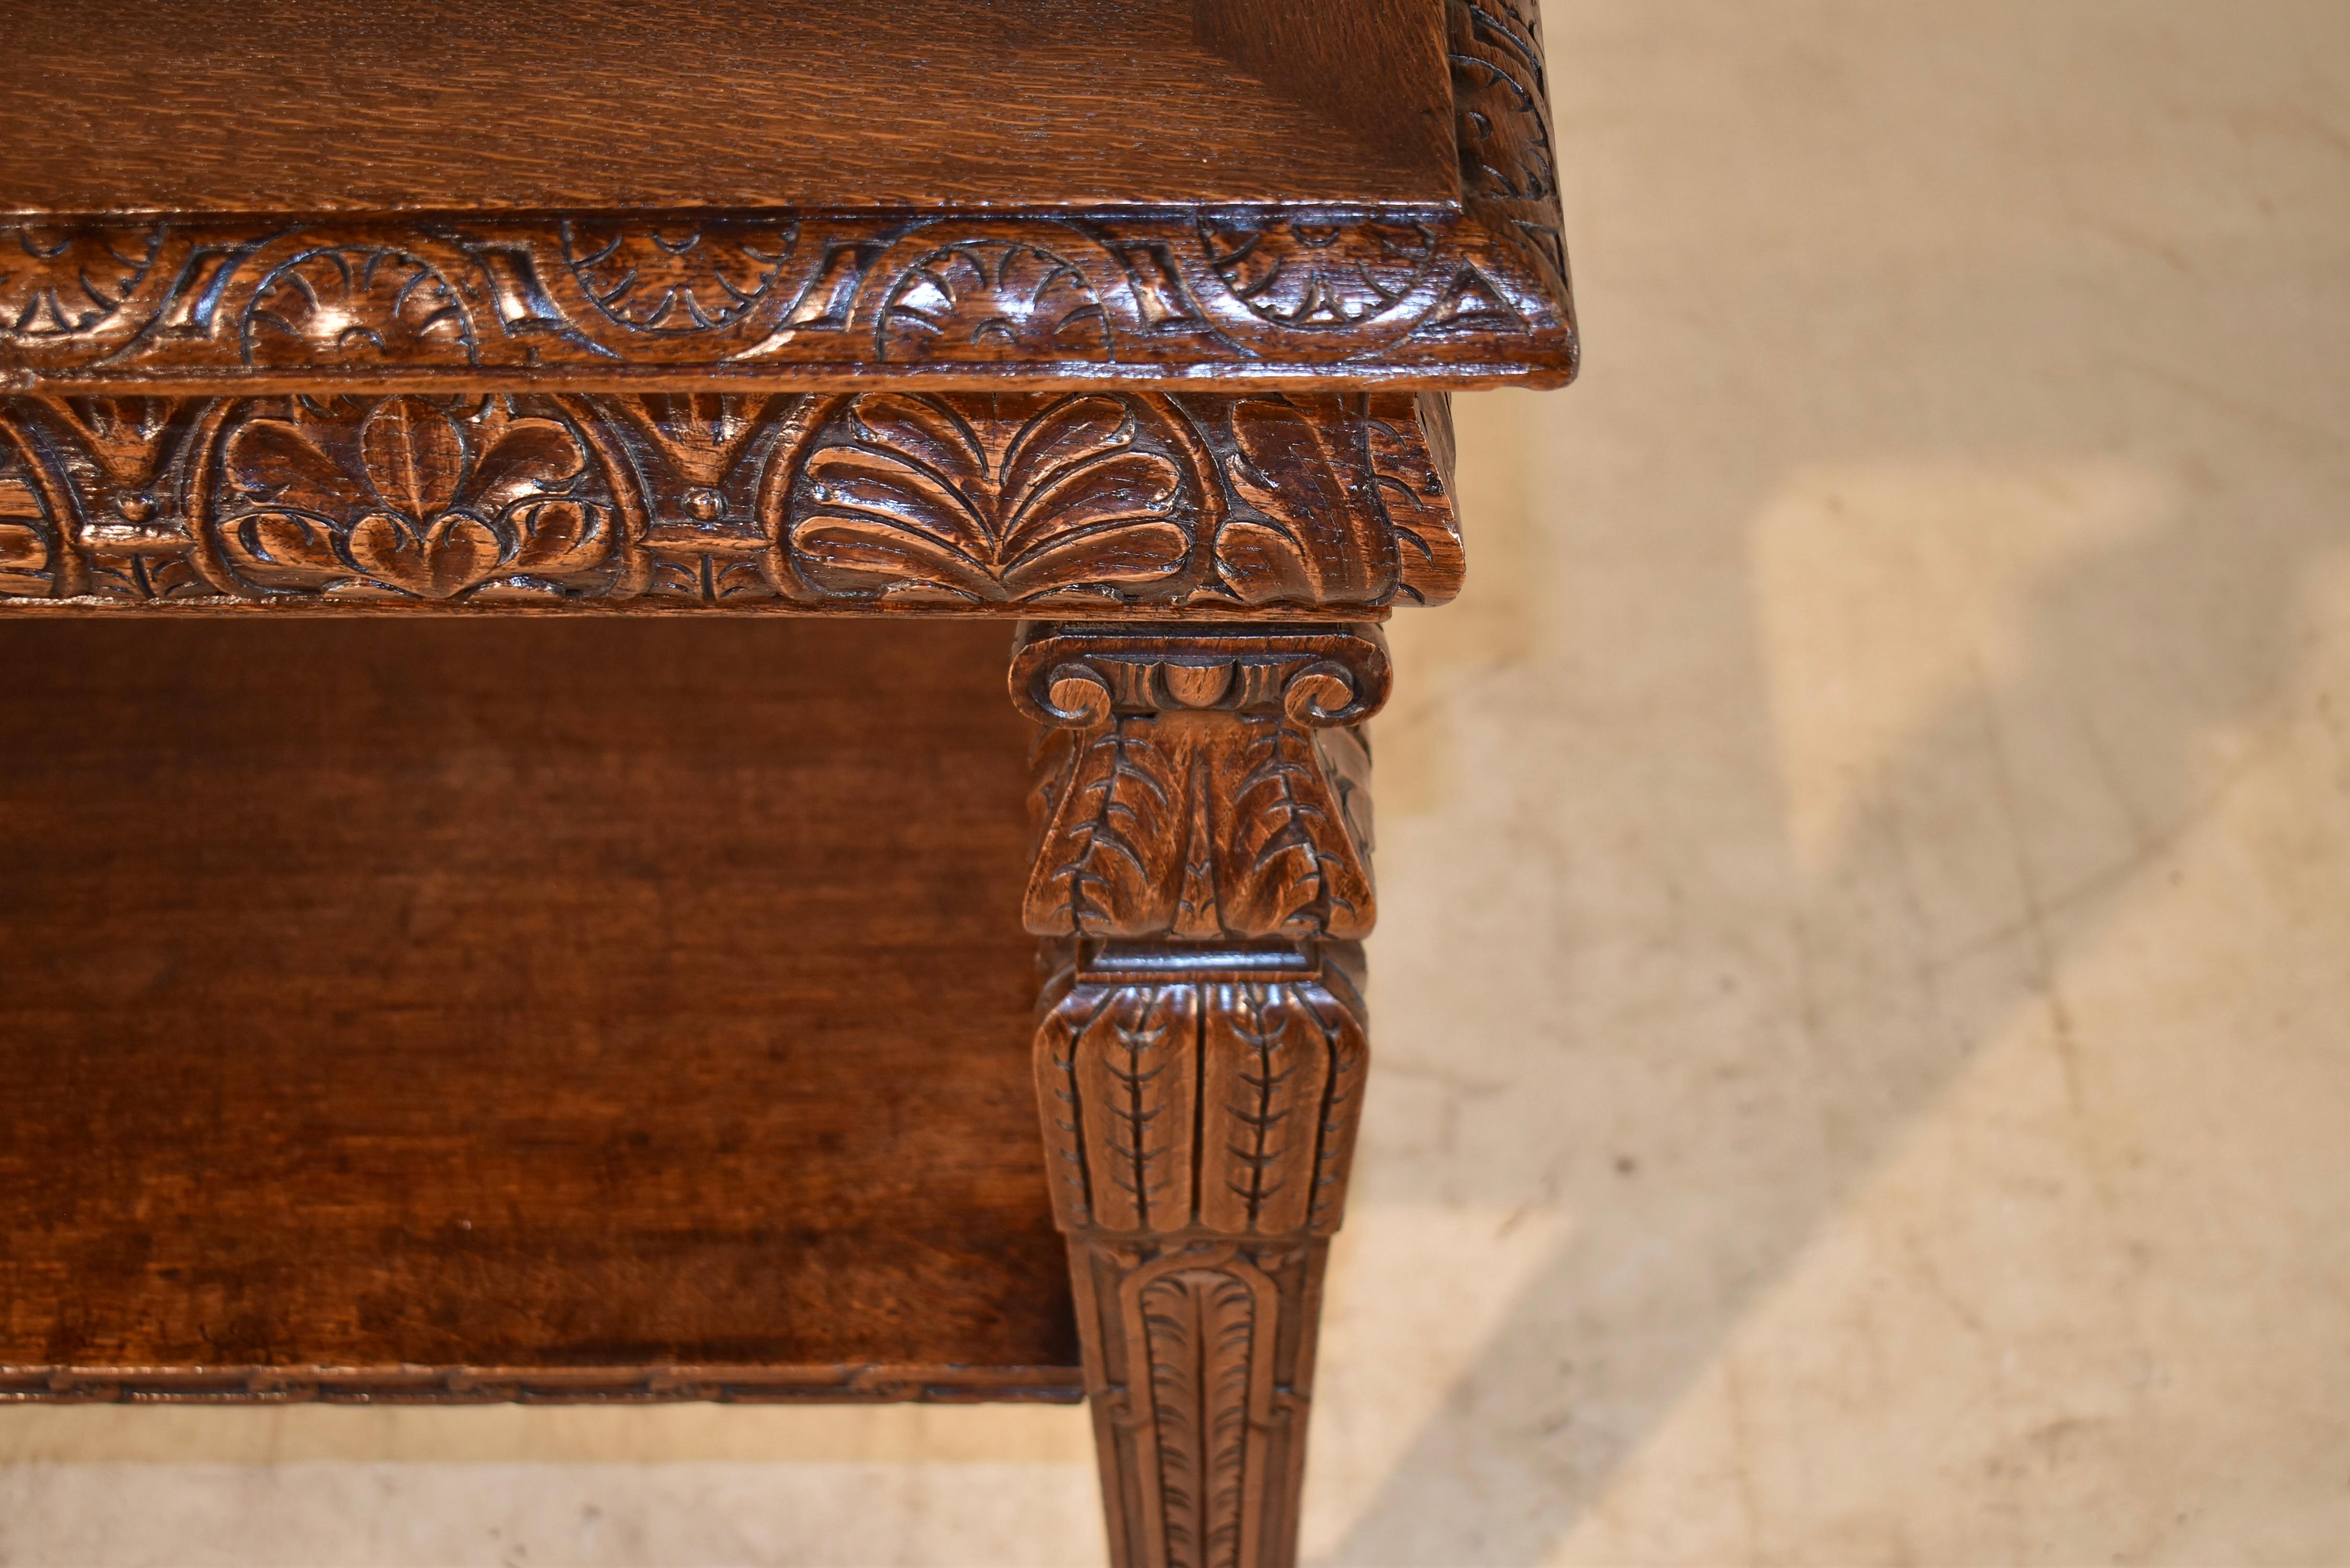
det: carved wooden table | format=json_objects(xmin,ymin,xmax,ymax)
[{"xmin": 0, "ymin": 2, "xmax": 1575, "ymax": 1561}]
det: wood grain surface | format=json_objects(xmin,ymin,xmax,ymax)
[
  {"xmin": 0, "ymin": 0, "xmax": 1456, "ymax": 214},
  {"xmin": 0, "ymin": 617, "xmax": 1081, "ymax": 1397}
]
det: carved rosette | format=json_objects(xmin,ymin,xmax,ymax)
[
  {"xmin": 0, "ymin": 391, "xmax": 1462, "ymax": 613},
  {"xmin": 1017, "ymin": 622, "xmax": 1383, "ymax": 1568}
]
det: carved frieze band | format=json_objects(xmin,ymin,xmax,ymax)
[
  {"xmin": 0, "ymin": 392, "xmax": 1458, "ymax": 612},
  {"xmin": 0, "ymin": 1, "xmax": 1573, "ymax": 390},
  {"xmin": 1018, "ymin": 623, "xmax": 1380, "ymax": 1568}
]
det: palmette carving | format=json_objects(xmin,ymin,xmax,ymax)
[
  {"xmin": 205, "ymin": 396, "xmax": 623, "ymax": 601},
  {"xmin": 1020, "ymin": 621, "xmax": 1379, "ymax": 1568},
  {"xmin": 0, "ymin": 2, "xmax": 1574, "ymax": 391},
  {"xmin": 877, "ymin": 240, "xmax": 1110, "ymax": 361},
  {"xmin": 241, "ymin": 246, "xmax": 478, "ymax": 369},
  {"xmin": 782, "ymin": 393, "xmax": 1201, "ymax": 606},
  {"xmin": 0, "ymin": 391, "xmax": 1461, "ymax": 612},
  {"xmin": 1200, "ymin": 219, "xmax": 1441, "ymax": 330}
]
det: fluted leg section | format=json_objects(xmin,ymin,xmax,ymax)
[{"xmin": 1012, "ymin": 622, "xmax": 1387, "ymax": 1568}]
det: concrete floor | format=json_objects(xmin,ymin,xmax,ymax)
[{"xmin": 6, "ymin": 1, "xmax": 2348, "ymax": 1562}]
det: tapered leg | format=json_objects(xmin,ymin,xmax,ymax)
[{"xmin": 1012, "ymin": 622, "xmax": 1388, "ymax": 1568}]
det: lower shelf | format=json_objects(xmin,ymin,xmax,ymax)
[{"xmin": 0, "ymin": 617, "xmax": 1080, "ymax": 1402}]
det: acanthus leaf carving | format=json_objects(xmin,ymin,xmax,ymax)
[
  {"xmin": 1213, "ymin": 719, "xmax": 1376, "ymax": 941},
  {"xmin": 1372, "ymin": 393, "xmax": 1466, "ymax": 605},
  {"xmin": 1023, "ymin": 718, "xmax": 1376, "ymax": 942},
  {"xmin": 1215, "ymin": 396, "xmax": 1396, "ymax": 605},
  {"xmin": 1026, "ymin": 718, "xmax": 1193, "ymax": 939}
]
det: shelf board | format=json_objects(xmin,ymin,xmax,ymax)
[{"xmin": 0, "ymin": 616, "xmax": 1079, "ymax": 1401}]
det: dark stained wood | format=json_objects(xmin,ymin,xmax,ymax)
[
  {"xmin": 0, "ymin": 1, "xmax": 1458, "ymax": 215},
  {"xmin": 1016, "ymin": 622, "xmax": 1383, "ymax": 1567},
  {"xmin": 0, "ymin": 391, "xmax": 1459, "ymax": 614},
  {"xmin": 0, "ymin": 1, "xmax": 1577, "ymax": 394},
  {"xmin": 0, "ymin": 2, "xmax": 1581, "ymax": 1557},
  {"xmin": 0, "ymin": 617, "xmax": 1080, "ymax": 1396}
]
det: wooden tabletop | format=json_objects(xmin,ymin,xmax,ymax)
[
  {"xmin": 0, "ymin": 0, "xmax": 1457, "ymax": 214},
  {"xmin": 0, "ymin": 0, "xmax": 1577, "ymax": 393}
]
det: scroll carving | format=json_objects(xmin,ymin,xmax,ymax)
[
  {"xmin": 563, "ymin": 220, "xmax": 799, "ymax": 333},
  {"xmin": 1201, "ymin": 219, "xmax": 1440, "ymax": 330},
  {"xmin": 1018, "ymin": 621, "xmax": 1381, "ymax": 1568},
  {"xmin": 1450, "ymin": 0, "xmax": 1572, "ymax": 303},
  {"xmin": 876, "ymin": 240, "xmax": 1111, "ymax": 362},
  {"xmin": 0, "ymin": 391, "xmax": 1462, "ymax": 613},
  {"xmin": 0, "ymin": 2, "xmax": 1574, "ymax": 392}
]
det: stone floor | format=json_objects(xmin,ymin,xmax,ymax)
[{"xmin": 5, "ymin": 1, "xmax": 2348, "ymax": 1562}]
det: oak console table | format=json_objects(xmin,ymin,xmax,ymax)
[{"xmin": 0, "ymin": 2, "xmax": 1576, "ymax": 1561}]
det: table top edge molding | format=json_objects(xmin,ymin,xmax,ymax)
[{"xmin": 0, "ymin": 0, "xmax": 1577, "ymax": 394}]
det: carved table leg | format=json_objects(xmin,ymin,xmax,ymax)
[{"xmin": 1011, "ymin": 622, "xmax": 1387, "ymax": 1568}]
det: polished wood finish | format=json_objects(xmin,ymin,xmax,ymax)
[
  {"xmin": 0, "ymin": 0, "xmax": 1573, "ymax": 393},
  {"xmin": 0, "ymin": 1, "xmax": 1457, "ymax": 214},
  {"xmin": 0, "ymin": 391, "xmax": 1459, "ymax": 612},
  {"xmin": 0, "ymin": 617, "xmax": 1077, "ymax": 1400},
  {"xmin": 0, "ymin": 4, "xmax": 1577, "ymax": 1561},
  {"xmin": 1017, "ymin": 622, "xmax": 1383, "ymax": 1566}
]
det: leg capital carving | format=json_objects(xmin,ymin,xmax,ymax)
[{"xmin": 1016, "ymin": 623, "xmax": 1380, "ymax": 946}]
